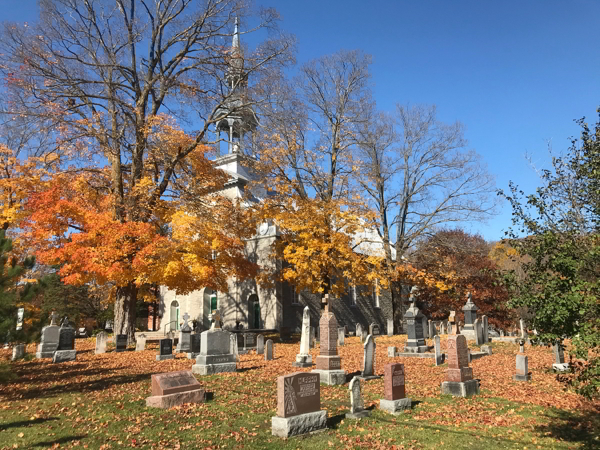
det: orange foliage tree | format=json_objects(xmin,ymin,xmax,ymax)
[{"xmin": 408, "ymin": 228, "xmax": 513, "ymax": 328}]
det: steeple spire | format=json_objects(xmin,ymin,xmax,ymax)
[{"xmin": 232, "ymin": 17, "xmax": 240, "ymax": 51}]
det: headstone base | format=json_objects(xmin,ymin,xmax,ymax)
[
  {"xmin": 186, "ymin": 352, "xmax": 200, "ymax": 359},
  {"xmin": 553, "ymin": 363, "xmax": 570, "ymax": 372},
  {"xmin": 271, "ymin": 410, "xmax": 327, "ymax": 438},
  {"xmin": 156, "ymin": 355, "xmax": 175, "ymax": 361},
  {"xmin": 513, "ymin": 373, "xmax": 531, "ymax": 382},
  {"xmin": 292, "ymin": 354, "xmax": 313, "ymax": 368},
  {"xmin": 345, "ymin": 409, "xmax": 371, "ymax": 419},
  {"xmin": 379, "ymin": 398, "xmax": 412, "ymax": 414},
  {"xmin": 440, "ymin": 379, "xmax": 480, "ymax": 397},
  {"xmin": 36, "ymin": 343, "xmax": 58, "ymax": 359},
  {"xmin": 480, "ymin": 345, "xmax": 492, "ymax": 355},
  {"xmin": 52, "ymin": 350, "xmax": 76, "ymax": 363},
  {"xmin": 387, "ymin": 346, "xmax": 396, "ymax": 357},
  {"xmin": 311, "ymin": 369, "xmax": 346, "ymax": 385},
  {"xmin": 146, "ymin": 388, "xmax": 205, "ymax": 409},
  {"xmin": 36, "ymin": 351, "xmax": 55, "ymax": 359},
  {"xmin": 402, "ymin": 345, "xmax": 429, "ymax": 354},
  {"xmin": 460, "ymin": 330, "xmax": 476, "ymax": 341},
  {"xmin": 356, "ymin": 374, "xmax": 381, "ymax": 381},
  {"xmin": 192, "ymin": 362, "xmax": 236, "ymax": 375}
]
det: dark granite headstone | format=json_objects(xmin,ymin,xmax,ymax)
[
  {"xmin": 58, "ymin": 325, "xmax": 75, "ymax": 351},
  {"xmin": 190, "ymin": 334, "xmax": 201, "ymax": 354},
  {"xmin": 276, "ymin": 372, "xmax": 320, "ymax": 418},
  {"xmin": 157, "ymin": 338, "xmax": 174, "ymax": 361},
  {"xmin": 115, "ymin": 334, "xmax": 128, "ymax": 352}
]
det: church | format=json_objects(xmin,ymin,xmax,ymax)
[{"xmin": 147, "ymin": 20, "xmax": 398, "ymax": 336}]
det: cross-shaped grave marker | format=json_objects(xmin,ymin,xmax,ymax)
[
  {"xmin": 182, "ymin": 312, "xmax": 191, "ymax": 330},
  {"xmin": 50, "ymin": 311, "xmax": 59, "ymax": 326},
  {"xmin": 209, "ymin": 310, "xmax": 221, "ymax": 329}
]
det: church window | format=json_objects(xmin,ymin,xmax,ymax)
[
  {"xmin": 351, "ymin": 285, "xmax": 357, "ymax": 307},
  {"xmin": 373, "ymin": 279, "xmax": 380, "ymax": 308},
  {"xmin": 291, "ymin": 285, "xmax": 301, "ymax": 305}
]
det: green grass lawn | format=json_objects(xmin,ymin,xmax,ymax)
[{"xmin": 0, "ymin": 336, "xmax": 598, "ymax": 449}]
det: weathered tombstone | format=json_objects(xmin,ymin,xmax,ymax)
[
  {"xmin": 192, "ymin": 310, "xmax": 236, "ymax": 375},
  {"xmin": 403, "ymin": 298, "xmax": 427, "ymax": 353},
  {"xmin": 344, "ymin": 325, "xmax": 349, "ymax": 336},
  {"xmin": 146, "ymin": 370, "xmax": 205, "ymax": 409},
  {"xmin": 115, "ymin": 334, "xmax": 128, "ymax": 352},
  {"xmin": 293, "ymin": 306, "xmax": 312, "ymax": 367},
  {"xmin": 369, "ymin": 323, "xmax": 380, "ymax": 336},
  {"xmin": 441, "ymin": 334, "xmax": 479, "ymax": 397},
  {"xmin": 37, "ymin": 311, "xmax": 60, "ymax": 359},
  {"xmin": 387, "ymin": 319, "xmax": 394, "ymax": 336},
  {"xmin": 95, "ymin": 331, "xmax": 108, "ymax": 354},
  {"xmin": 309, "ymin": 326, "xmax": 315, "ymax": 349},
  {"xmin": 552, "ymin": 341, "xmax": 569, "ymax": 371},
  {"xmin": 434, "ymin": 335, "xmax": 444, "ymax": 366},
  {"xmin": 271, "ymin": 372, "xmax": 326, "ymax": 437},
  {"xmin": 135, "ymin": 334, "xmax": 147, "ymax": 352},
  {"xmin": 156, "ymin": 338, "xmax": 174, "ymax": 361},
  {"xmin": 346, "ymin": 377, "xmax": 370, "ymax": 419},
  {"xmin": 448, "ymin": 311, "xmax": 456, "ymax": 335},
  {"xmin": 176, "ymin": 312, "xmax": 192, "ymax": 353},
  {"xmin": 312, "ymin": 295, "xmax": 346, "ymax": 385},
  {"xmin": 188, "ymin": 333, "xmax": 201, "ymax": 359},
  {"xmin": 421, "ymin": 315, "xmax": 429, "ymax": 339},
  {"xmin": 52, "ymin": 317, "xmax": 76, "ymax": 363},
  {"xmin": 474, "ymin": 318, "xmax": 483, "ymax": 345},
  {"xmin": 230, "ymin": 333, "xmax": 240, "ymax": 362},
  {"xmin": 360, "ymin": 335, "xmax": 378, "ymax": 380},
  {"xmin": 257, "ymin": 334, "xmax": 265, "ymax": 355},
  {"xmin": 519, "ymin": 319, "xmax": 526, "ymax": 338},
  {"xmin": 337, "ymin": 327, "xmax": 345, "ymax": 346},
  {"xmin": 12, "ymin": 344, "xmax": 25, "ymax": 361},
  {"xmin": 387, "ymin": 346, "xmax": 397, "ymax": 357},
  {"xmin": 500, "ymin": 329, "xmax": 505, "ymax": 337},
  {"xmin": 480, "ymin": 345, "xmax": 492, "ymax": 355},
  {"xmin": 461, "ymin": 293, "xmax": 478, "ymax": 340},
  {"xmin": 379, "ymin": 363, "xmax": 412, "ymax": 414},
  {"xmin": 482, "ymin": 315, "xmax": 489, "ymax": 343},
  {"xmin": 265, "ymin": 339, "xmax": 273, "ymax": 361},
  {"xmin": 428, "ymin": 320, "xmax": 436, "ymax": 338},
  {"xmin": 241, "ymin": 332, "xmax": 256, "ymax": 352},
  {"xmin": 440, "ymin": 321, "xmax": 446, "ymax": 335},
  {"xmin": 513, "ymin": 354, "xmax": 531, "ymax": 381},
  {"xmin": 519, "ymin": 339, "xmax": 525, "ymax": 353},
  {"xmin": 356, "ymin": 323, "xmax": 363, "ymax": 338}
]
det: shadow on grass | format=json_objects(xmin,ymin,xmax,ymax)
[
  {"xmin": 0, "ymin": 417, "xmax": 59, "ymax": 430},
  {"xmin": 535, "ymin": 408, "xmax": 600, "ymax": 450},
  {"xmin": 237, "ymin": 366, "xmax": 259, "ymax": 373},
  {"xmin": 33, "ymin": 435, "xmax": 87, "ymax": 447},
  {"xmin": 326, "ymin": 413, "xmax": 345, "ymax": 429},
  {"xmin": 345, "ymin": 371, "xmax": 361, "ymax": 383},
  {"xmin": 4, "ymin": 372, "xmax": 150, "ymax": 401}
]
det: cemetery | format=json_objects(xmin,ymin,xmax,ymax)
[{"xmin": 0, "ymin": 1, "xmax": 598, "ymax": 449}]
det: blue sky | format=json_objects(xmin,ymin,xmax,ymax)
[{"xmin": 4, "ymin": 0, "xmax": 600, "ymax": 241}]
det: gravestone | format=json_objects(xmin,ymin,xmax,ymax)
[
  {"xmin": 481, "ymin": 345, "xmax": 492, "ymax": 355},
  {"xmin": 403, "ymin": 301, "xmax": 427, "ymax": 353},
  {"xmin": 156, "ymin": 338, "xmax": 174, "ymax": 361},
  {"xmin": 369, "ymin": 323, "xmax": 380, "ymax": 336},
  {"xmin": 441, "ymin": 334, "xmax": 479, "ymax": 397},
  {"xmin": 53, "ymin": 317, "xmax": 76, "ymax": 363},
  {"xmin": 346, "ymin": 377, "xmax": 370, "ymax": 419},
  {"xmin": 482, "ymin": 315, "xmax": 489, "ymax": 343},
  {"xmin": 359, "ymin": 335, "xmax": 379, "ymax": 380},
  {"xmin": 265, "ymin": 339, "xmax": 273, "ymax": 361},
  {"xmin": 293, "ymin": 306, "xmax": 313, "ymax": 367},
  {"xmin": 500, "ymin": 330, "xmax": 505, "ymax": 337},
  {"xmin": 379, "ymin": 363, "xmax": 412, "ymax": 414},
  {"xmin": 552, "ymin": 341, "xmax": 569, "ymax": 372},
  {"xmin": 271, "ymin": 372, "xmax": 326, "ymax": 437},
  {"xmin": 387, "ymin": 346, "xmax": 397, "ymax": 357},
  {"xmin": 230, "ymin": 333, "xmax": 240, "ymax": 362},
  {"xmin": 243, "ymin": 332, "xmax": 256, "ymax": 351},
  {"xmin": 192, "ymin": 310, "xmax": 236, "ymax": 375},
  {"xmin": 115, "ymin": 334, "xmax": 128, "ymax": 352},
  {"xmin": 474, "ymin": 318, "xmax": 483, "ymax": 345},
  {"xmin": 344, "ymin": 325, "xmax": 348, "ymax": 336},
  {"xmin": 95, "ymin": 331, "xmax": 108, "ymax": 354},
  {"xmin": 257, "ymin": 334, "xmax": 265, "ymax": 355},
  {"xmin": 428, "ymin": 320, "xmax": 436, "ymax": 338},
  {"xmin": 520, "ymin": 319, "xmax": 526, "ymax": 338},
  {"xmin": 37, "ymin": 311, "xmax": 60, "ymax": 359},
  {"xmin": 176, "ymin": 312, "xmax": 192, "ymax": 353},
  {"xmin": 434, "ymin": 335, "xmax": 444, "ymax": 366},
  {"xmin": 309, "ymin": 326, "xmax": 315, "ymax": 349},
  {"xmin": 135, "ymin": 334, "xmax": 147, "ymax": 351},
  {"xmin": 387, "ymin": 319, "xmax": 394, "ymax": 336},
  {"xmin": 513, "ymin": 354, "xmax": 531, "ymax": 381},
  {"xmin": 421, "ymin": 315, "xmax": 429, "ymax": 339},
  {"xmin": 12, "ymin": 344, "xmax": 25, "ymax": 361},
  {"xmin": 519, "ymin": 339, "xmax": 525, "ymax": 353},
  {"xmin": 448, "ymin": 310, "xmax": 456, "ymax": 335},
  {"xmin": 461, "ymin": 293, "xmax": 478, "ymax": 340},
  {"xmin": 356, "ymin": 323, "xmax": 363, "ymax": 339},
  {"xmin": 338, "ymin": 327, "xmax": 345, "ymax": 346},
  {"xmin": 188, "ymin": 333, "xmax": 201, "ymax": 359},
  {"xmin": 440, "ymin": 321, "xmax": 446, "ymax": 335},
  {"xmin": 146, "ymin": 370, "xmax": 205, "ymax": 409},
  {"xmin": 312, "ymin": 295, "xmax": 345, "ymax": 385}
]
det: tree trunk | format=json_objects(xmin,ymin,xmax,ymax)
[
  {"xmin": 114, "ymin": 282, "xmax": 138, "ymax": 344},
  {"xmin": 390, "ymin": 280, "xmax": 404, "ymax": 333}
]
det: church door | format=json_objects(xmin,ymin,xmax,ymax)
[
  {"xmin": 253, "ymin": 301, "xmax": 260, "ymax": 329},
  {"xmin": 170, "ymin": 301, "xmax": 180, "ymax": 331}
]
